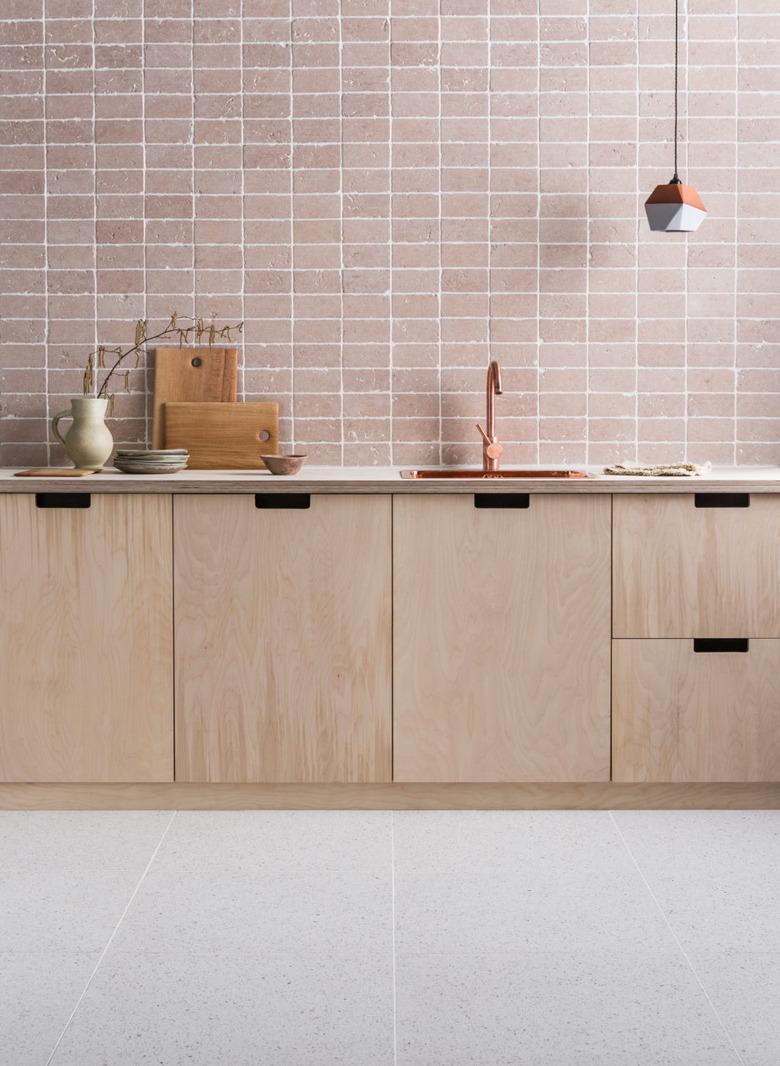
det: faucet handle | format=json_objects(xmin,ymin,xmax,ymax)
[{"xmin": 476, "ymin": 424, "xmax": 503, "ymax": 460}]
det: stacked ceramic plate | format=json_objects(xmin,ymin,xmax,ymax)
[{"xmin": 114, "ymin": 449, "xmax": 189, "ymax": 475}]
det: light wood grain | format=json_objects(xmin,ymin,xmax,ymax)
[
  {"xmin": 393, "ymin": 494, "xmax": 612, "ymax": 782},
  {"xmin": 3, "ymin": 469, "xmax": 780, "ymax": 496},
  {"xmin": 152, "ymin": 346, "xmax": 237, "ymax": 448},
  {"xmin": 174, "ymin": 494, "xmax": 392, "ymax": 782},
  {"xmin": 613, "ymin": 639, "xmax": 780, "ymax": 783},
  {"xmin": 2, "ymin": 781, "xmax": 777, "ymax": 810},
  {"xmin": 613, "ymin": 493, "xmax": 780, "ymax": 637},
  {"xmin": 0, "ymin": 494, "xmax": 173, "ymax": 782},
  {"xmin": 14, "ymin": 469, "xmax": 95, "ymax": 478},
  {"xmin": 164, "ymin": 402, "xmax": 279, "ymax": 469}
]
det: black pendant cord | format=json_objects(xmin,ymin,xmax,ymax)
[{"xmin": 672, "ymin": 0, "xmax": 681, "ymax": 183}]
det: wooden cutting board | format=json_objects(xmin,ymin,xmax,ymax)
[
  {"xmin": 14, "ymin": 468, "xmax": 95, "ymax": 477},
  {"xmin": 152, "ymin": 347, "xmax": 238, "ymax": 448},
  {"xmin": 164, "ymin": 402, "xmax": 279, "ymax": 470}
]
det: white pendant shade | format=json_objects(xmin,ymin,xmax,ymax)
[{"xmin": 645, "ymin": 182, "xmax": 707, "ymax": 233}]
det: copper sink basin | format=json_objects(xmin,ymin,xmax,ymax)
[{"xmin": 400, "ymin": 468, "xmax": 590, "ymax": 479}]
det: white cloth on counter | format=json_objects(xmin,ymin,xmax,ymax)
[{"xmin": 603, "ymin": 461, "xmax": 712, "ymax": 477}]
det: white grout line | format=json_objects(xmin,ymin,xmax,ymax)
[
  {"xmin": 44, "ymin": 811, "xmax": 177, "ymax": 1065},
  {"xmin": 239, "ymin": 0, "xmax": 246, "ymax": 402},
  {"xmin": 487, "ymin": 0, "xmax": 492, "ymax": 463},
  {"xmin": 608, "ymin": 812, "xmax": 747, "ymax": 1066},
  {"xmin": 189, "ymin": 0, "xmax": 196, "ymax": 326},
  {"xmin": 390, "ymin": 809, "xmax": 398, "ymax": 1066},
  {"xmin": 388, "ymin": 0, "xmax": 395, "ymax": 466},
  {"xmin": 42, "ymin": 4, "xmax": 50, "ymax": 465},
  {"xmin": 585, "ymin": 0, "xmax": 591, "ymax": 466},
  {"xmin": 734, "ymin": 0, "xmax": 740, "ymax": 464},
  {"xmin": 91, "ymin": 0, "xmax": 98, "ymax": 399},
  {"xmin": 436, "ymin": 0, "xmax": 443, "ymax": 466},
  {"xmin": 0, "ymin": 11, "xmax": 763, "ymax": 34},
  {"xmin": 535, "ymin": 0, "xmax": 541, "ymax": 465},
  {"xmin": 338, "ymin": 0, "xmax": 345, "ymax": 465},
  {"xmin": 634, "ymin": 0, "xmax": 640, "ymax": 464},
  {"xmin": 141, "ymin": 0, "xmax": 149, "ymax": 442},
  {"xmin": 289, "ymin": 6, "xmax": 295, "ymax": 452},
  {"xmin": 683, "ymin": 0, "xmax": 690, "ymax": 462}
]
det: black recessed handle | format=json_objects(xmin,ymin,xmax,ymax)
[
  {"xmin": 255, "ymin": 493, "xmax": 310, "ymax": 509},
  {"xmin": 35, "ymin": 493, "xmax": 91, "ymax": 509},
  {"xmin": 693, "ymin": 638, "xmax": 749, "ymax": 653},
  {"xmin": 695, "ymin": 493, "xmax": 749, "ymax": 508},
  {"xmin": 474, "ymin": 493, "xmax": 530, "ymax": 509}
]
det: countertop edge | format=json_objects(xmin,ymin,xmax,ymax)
[{"xmin": 2, "ymin": 466, "xmax": 780, "ymax": 493}]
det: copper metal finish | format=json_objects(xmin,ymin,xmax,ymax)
[
  {"xmin": 476, "ymin": 360, "xmax": 503, "ymax": 472},
  {"xmin": 399, "ymin": 469, "xmax": 590, "ymax": 479},
  {"xmin": 645, "ymin": 182, "xmax": 706, "ymax": 210}
]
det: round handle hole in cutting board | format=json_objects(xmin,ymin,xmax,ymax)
[
  {"xmin": 257, "ymin": 430, "xmax": 271, "ymax": 442},
  {"xmin": 191, "ymin": 357, "xmax": 202, "ymax": 367}
]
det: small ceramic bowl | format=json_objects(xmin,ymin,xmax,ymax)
[{"xmin": 261, "ymin": 453, "xmax": 308, "ymax": 476}]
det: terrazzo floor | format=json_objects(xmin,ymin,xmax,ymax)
[{"xmin": 1, "ymin": 809, "xmax": 778, "ymax": 1065}]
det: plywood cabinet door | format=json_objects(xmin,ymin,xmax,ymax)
[
  {"xmin": 0, "ymin": 494, "xmax": 173, "ymax": 783},
  {"xmin": 613, "ymin": 493, "xmax": 780, "ymax": 637},
  {"xmin": 174, "ymin": 494, "xmax": 392, "ymax": 783},
  {"xmin": 393, "ymin": 494, "xmax": 612, "ymax": 783},
  {"xmin": 613, "ymin": 639, "xmax": 780, "ymax": 782}
]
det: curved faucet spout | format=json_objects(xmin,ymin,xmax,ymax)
[{"xmin": 489, "ymin": 360, "xmax": 503, "ymax": 397}]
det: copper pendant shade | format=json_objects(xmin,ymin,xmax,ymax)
[{"xmin": 644, "ymin": 0, "xmax": 706, "ymax": 233}]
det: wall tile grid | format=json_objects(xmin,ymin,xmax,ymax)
[{"xmin": 0, "ymin": 0, "xmax": 777, "ymax": 467}]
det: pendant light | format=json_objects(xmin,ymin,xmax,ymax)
[{"xmin": 644, "ymin": 0, "xmax": 706, "ymax": 232}]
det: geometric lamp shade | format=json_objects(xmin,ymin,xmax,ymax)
[{"xmin": 645, "ymin": 182, "xmax": 707, "ymax": 232}]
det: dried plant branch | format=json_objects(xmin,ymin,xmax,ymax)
[
  {"xmin": 83, "ymin": 353, "xmax": 94, "ymax": 395},
  {"xmin": 82, "ymin": 314, "xmax": 244, "ymax": 400}
]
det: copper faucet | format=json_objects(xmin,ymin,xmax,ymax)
[{"xmin": 476, "ymin": 360, "xmax": 503, "ymax": 472}]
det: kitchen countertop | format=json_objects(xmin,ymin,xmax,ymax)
[{"xmin": 2, "ymin": 465, "xmax": 780, "ymax": 494}]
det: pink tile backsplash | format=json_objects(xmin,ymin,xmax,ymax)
[{"xmin": 0, "ymin": 0, "xmax": 779, "ymax": 467}]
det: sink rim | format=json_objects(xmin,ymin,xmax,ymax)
[{"xmin": 399, "ymin": 468, "xmax": 591, "ymax": 479}]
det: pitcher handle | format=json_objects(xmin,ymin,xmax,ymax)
[{"xmin": 51, "ymin": 408, "xmax": 71, "ymax": 447}]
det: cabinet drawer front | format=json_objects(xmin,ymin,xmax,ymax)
[
  {"xmin": 393, "ymin": 494, "xmax": 611, "ymax": 783},
  {"xmin": 613, "ymin": 639, "xmax": 780, "ymax": 783},
  {"xmin": 174, "ymin": 494, "xmax": 392, "ymax": 783},
  {"xmin": 613, "ymin": 494, "xmax": 780, "ymax": 637},
  {"xmin": 0, "ymin": 494, "xmax": 173, "ymax": 783}
]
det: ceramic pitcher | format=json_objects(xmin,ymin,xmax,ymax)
[{"xmin": 51, "ymin": 397, "xmax": 113, "ymax": 471}]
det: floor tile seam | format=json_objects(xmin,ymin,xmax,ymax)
[
  {"xmin": 390, "ymin": 946, "xmax": 720, "ymax": 960},
  {"xmin": 391, "ymin": 809, "xmax": 398, "ymax": 1066},
  {"xmin": 72, "ymin": 947, "xmax": 396, "ymax": 962},
  {"xmin": 608, "ymin": 811, "xmax": 747, "ymax": 1066},
  {"xmin": 44, "ymin": 810, "xmax": 178, "ymax": 1065}
]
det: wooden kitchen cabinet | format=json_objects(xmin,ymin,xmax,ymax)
[
  {"xmin": 174, "ymin": 494, "xmax": 392, "ymax": 783},
  {"xmin": 0, "ymin": 493, "xmax": 173, "ymax": 782},
  {"xmin": 613, "ymin": 493, "xmax": 780, "ymax": 637},
  {"xmin": 393, "ymin": 494, "xmax": 612, "ymax": 782},
  {"xmin": 613, "ymin": 639, "xmax": 780, "ymax": 782}
]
